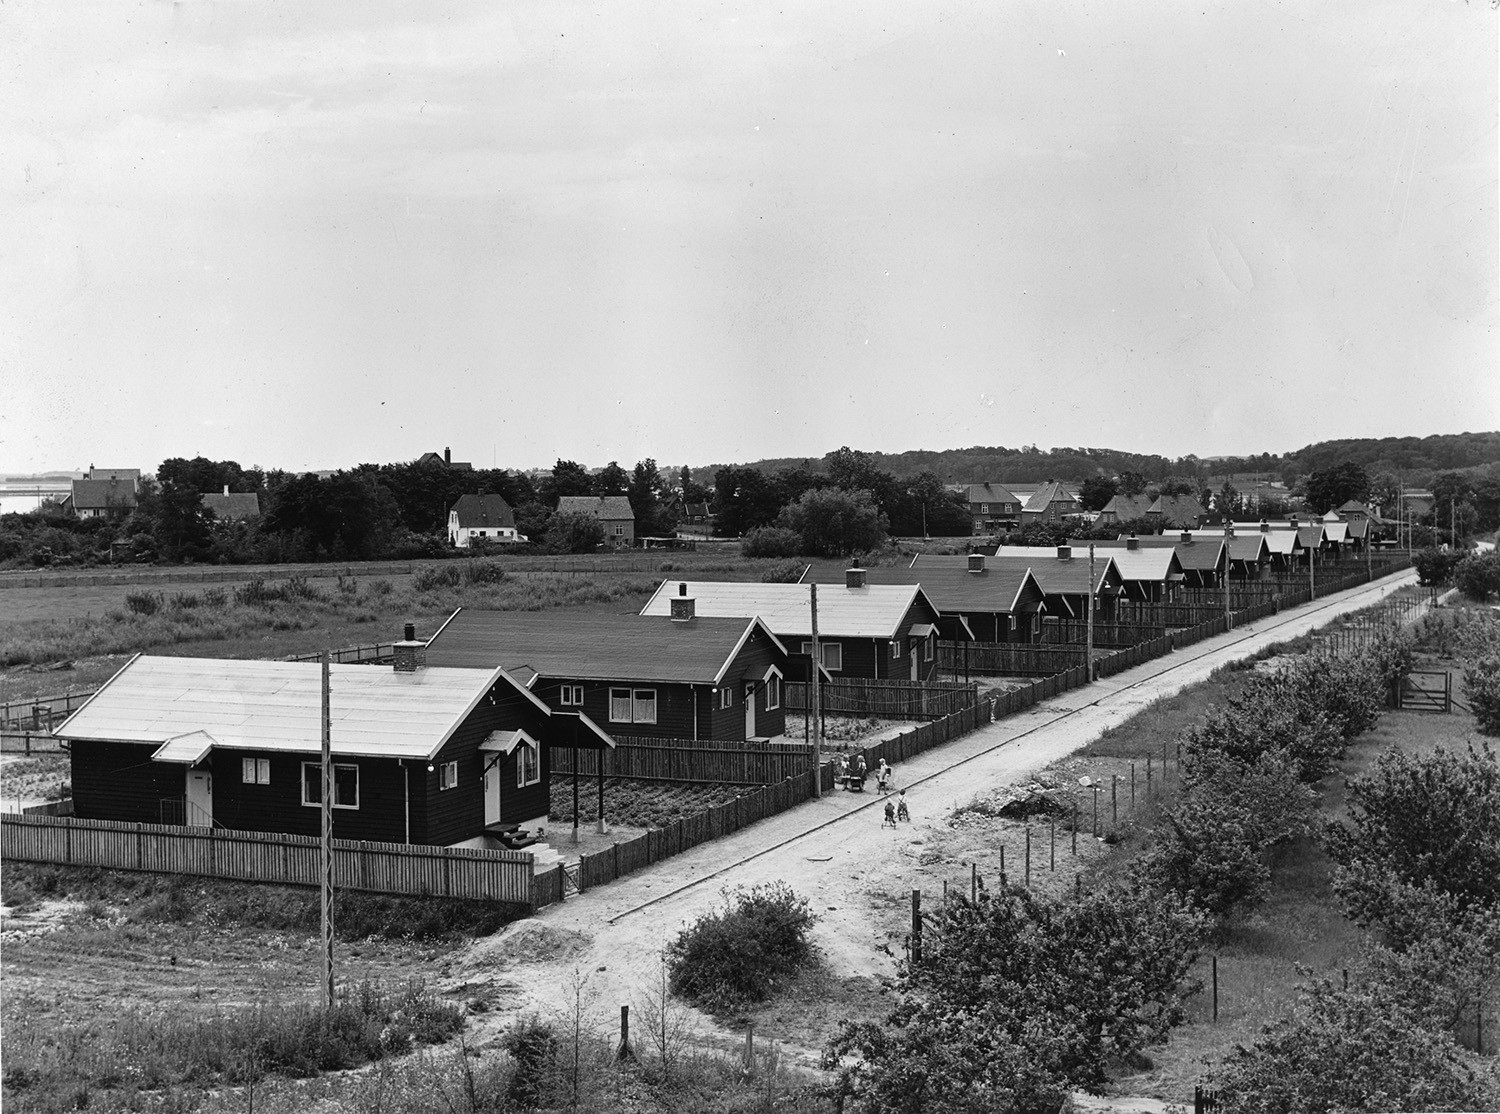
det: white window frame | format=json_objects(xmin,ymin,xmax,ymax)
[
  {"xmin": 890, "ymin": 639, "xmax": 903, "ymax": 659},
  {"xmin": 718, "ymin": 687, "xmax": 734, "ymax": 710},
  {"xmin": 241, "ymin": 757, "xmax": 270, "ymax": 785},
  {"xmin": 301, "ymin": 762, "xmax": 359, "ymax": 809},
  {"xmin": 439, "ymin": 760, "xmax": 459, "ymax": 791},
  {"xmin": 924, "ymin": 636, "xmax": 935, "ymax": 662},
  {"xmin": 614, "ymin": 524, "xmax": 625, "ymax": 536},
  {"xmin": 609, "ymin": 687, "xmax": 658, "ymax": 724},
  {"xmin": 517, "ymin": 740, "xmax": 540, "ymax": 787},
  {"xmin": 764, "ymin": 672, "xmax": 781, "ymax": 711},
  {"xmin": 559, "ymin": 684, "xmax": 584, "ymax": 706}
]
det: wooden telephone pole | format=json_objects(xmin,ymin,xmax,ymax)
[
  {"xmin": 320, "ymin": 652, "xmax": 335, "ymax": 1009},
  {"xmin": 810, "ymin": 584, "xmax": 823, "ymax": 798}
]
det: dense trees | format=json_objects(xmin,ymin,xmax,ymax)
[{"xmin": 1304, "ymin": 462, "xmax": 1371, "ymax": 513}]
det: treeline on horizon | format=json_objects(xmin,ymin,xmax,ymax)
[{"xmin": 718, "ymin": 430, "xmax": 1500, "ymax": 488}]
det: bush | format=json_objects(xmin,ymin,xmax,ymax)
[
  {"xmin": 1414, "ymin": 547, "xmax": 1464, "ymax": 587},
  {"xmin": 412, "ymin": 564, "xmax": 463, "ymax": 591},
  {"xmin": 1455, "ymin": 551, "xmax": 1500, "ymax": 601},
  {"xmin": 742, "ymin": 526, "xmax": 803, "ymax": 558},
  {"xmin": 545, "ymin": 511, "xmax": 606, "ymax": 554},
  {"xmin": 666, "ymin": 883, "xmax": 816, "ymax": 1012},
  {"xmin": 759, "ymin": 558, "xmax": 806, "ymax": 583},
  {"xmin": 1463, "ymin": 657, "xmax": 1500, "ymax": 734},
  {"xmin": 499, "ymin": 1014, "xmax": 559, "ymax": 1108},
  {"xmin": 125, "ymin": 591, "xmax": 164, "ymax": 616},
  {"xmin": 462, "ymin": 559, "xmax": 507, "ymax": 585}
]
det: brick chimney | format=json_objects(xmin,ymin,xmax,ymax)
[
  {"xmin": 1056, "ymin": 545, "xmax": 1072, "ymax": 560},
  {"xmin": 1180, "ymin": 531, "xmax": 1193, "ymax": 544},
  {"xmin": 967, "ymin": 552, "xmax": 986, "ymax": 574},
  {"xmin": 393, "ymin": 622, "xmax": 426, "ymax": 672},
  {"xmin": 444, "ymin": 447, "xmax": 451, "ymax": 466},
  {"xmin": 1225, "ymin": 522, "xmax": 1235, "ymax": 537},
  {"xmin": 1126, "ymin": 534, "xmax": 1139, "ymax": 550},
  {"xmin": 223, "ymin": 484, "xmax": 230, "ymax": 496},
  {"xmin": 845, "ymin": 560, "xmax": 867, "ymax": 589},
  {"xmin": 669, "ymin": 582, "xmax": 696, "ymax": 622},
  {"xmin": 1260, "ymin": 520, "xmax": 1270, "ymax": 533}
]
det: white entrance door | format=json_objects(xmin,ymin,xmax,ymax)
[
  {"xmin": 185, "ymin": 770, "xmax": 213, "ymax": 827},
  {"xmin": 744, "ymin": 682, "xmax": 757, "ymax": 738},
  {"xmin": 483, "ymin": 760, "xmax": 502, "ymax": 827}
]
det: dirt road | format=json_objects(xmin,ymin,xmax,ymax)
[{"xmin": 446, "ymin": 570, "xmax": 1422, "ymax": 1060}]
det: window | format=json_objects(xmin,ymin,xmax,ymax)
[
  {"xmin": 924, "ymin": 636, "xmax": 935, "ymax": 662},
  {"xmin": 717, "ymin": 687, "xmax": 734, "ymax": 710},
  {"xmin": 765, "ymin": 673, "xmax": 781, "ymax": 710},
  {"xmin": 800, "ymin": 642, "xmax": 843, "ymax": 672},
  {"xmin": 614, "ymin": 525, "xmax": 624, "ymax": 536},
  {"xmin": 302, "ymin": 762, "xmax": 359, "ymax": 809},
  {"xmin": 980, "ymin": 503, "xmax": 989, "ymax": 513},
  {"xmin": 559, "ymin": 684, "xmax": 584, "ymax": 706},
  {"xmin": 241, "ymin": 757, "xmax": 270, "ymax": 785},
  {"xmin": 609, "ymin": 687, "xmax": 658, "ymax": 724},
  {"xmin": 890, "ymin": 639, "xmax": 904, "ymax": 659},
  {"xmin": 439, "ymin": 760, "xmax": 459, "ymax": 790},
  {"xmin": 517, "ymin": 741, "xmax": 540, "ymax": 787}
]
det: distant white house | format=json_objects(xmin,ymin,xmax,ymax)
[{"xmin": 449, "ymin": 494, "xmax": 525, "ymax": 548}]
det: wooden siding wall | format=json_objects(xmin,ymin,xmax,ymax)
[
  {"xmin": 1, "ymin": 814, "xmax": 539, "ymax": 907},
  {"xmin": 535, "ymin": 679, "xmax": 702, "ymax": 740},
  {"xmin": 72, "ymin": 740, "xmax": 184, "ymax": 825}
]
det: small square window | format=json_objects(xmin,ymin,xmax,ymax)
[
  {"xmin": 633, "ymin": 689, "xmax": 657, "ymax": 724},
  {"xmin": 560, "ymin": 684, "xmax": 584, "ymax": 706},
  {"xmin": 302, "ymin": 762, "xmax": 359, "ymax": 809},
  {"xmin": 242, "ymin": 757, "xmax": 270, "ymax": 785},
  {"xmin": 439, "ymin": 760, "xmax": 459, "ymax": 790}
]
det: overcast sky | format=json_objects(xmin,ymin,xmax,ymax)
[{"xmin": 3, "ymin": 0, "xmax": 1496, "ymax": 477}]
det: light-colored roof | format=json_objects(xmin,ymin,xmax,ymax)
[
  {"xmin": 639, "ymin": 580, "xmax": 935, "ymax": 639},
  {"xmin": 55, "ymin": 656, "xmax": 519, "ymax": 761},
  {"xmin": 557, "ymin": 495, "xmax": 634, "ymax": 521},
  {"xmin": 1083, "ymin": 544, "xmax": 1185, "ymax": 583},
  {"xmin": 802, "ymin": 563, "xmax": 1044, "ymax": 615},
  {"xmin": 425, "ymin": 608, "xmax": 786, "ymax": 687},
  {"xmin": 1112, "ymin": 534, "xmax": 1226, "ymax": 572},
  {"xmin": 1255, "ymin": 529, "xmax": 1303, "ymax": 555},
  {"xmin": 915, "ymin": 552, "xmax": 1121, "ymax": 595},
  {"xmin": 1322, "ymin": 521, "xmax": 1349, "ymax": 543},
  {"xmin": 1185, "ymin": 531, "xmax": 1272, "ymax": 563},
  {"xmin": 151, "ymin": 731, "xmax": 217, "ymax": 765}
]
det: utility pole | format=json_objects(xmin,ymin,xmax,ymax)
[
  {"xmin": 1086, "ymin": 544, "xmax": 1096, "ymax": 681},
  {"xmin": 1223, "ymin": 522, "xmax": 1232, "ymax": 631},
  {"xmin": 320, "ymin": 652, "xmax": 335, "ymax": 1010},
  {"xmin": 810, "ymin": 584, "xmax": 823, "ymax": 799}
]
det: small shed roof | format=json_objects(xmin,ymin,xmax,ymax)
[
  {"xmin": 1084, "ymin": 544, "xmax": 1186, "ymax": 583},
  {"xmin": 916, "ymin": 552, "xmax": 1121, "ymax": 596},
  {"xmin": 54, "ymin": 655, "xmax": 531, "ymax": 761},
  {"xmin": 425, "ymin": 608, "xmax": 786, "ymax": 687},
  {"xmin": 557, "ymin": 495, "xmax": 635, "ymax": 521},
  {"xmin": 639, "ymin": 580, "xmax": 936, "ymax": 640}
]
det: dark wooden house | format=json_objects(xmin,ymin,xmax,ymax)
[
  {"xmin": 639, "ymin": 575, "xmax": 947, "ymax": 682},
  {"xmin": 424, "ymin": 605, "xmax": 794, "ymax": 742},
  {"xmin": 916, "ymin": 549, "xmax": 1124, "ymax": 620},
  {"xmin": 55, "ymin": 648, "xmax": 612, "ymax": 847}
]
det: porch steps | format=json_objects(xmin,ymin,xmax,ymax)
[{"xmin": 526, "ymin": 841, "xmax": 566, "ymax": 870}]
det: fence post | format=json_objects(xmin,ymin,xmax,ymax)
[
  {"xmin": 911, "ymin": 889, "xmax": 922, "ymax": 965},
  {"xmin": 618, "ymin": 1005, "xmax": 633, "ymax": 1061}
]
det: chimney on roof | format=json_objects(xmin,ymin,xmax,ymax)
[
  {"xmin": 1289, "ymin": 514, "xmax": 1299, "ymax": 526},
  {"xmin": 223, "ymin": 484, "xmax": 230, "ymax": 496},
  {"xmin": 670, "ymin": 581, "xmax": 696, "ymax": 622},
  {"xmin": 1225, "ymin": 522, "xmax": 1235, "ymax": 537},
  {"xmin": 1056, "ymin": 545, "xmax": 1072, "ymax": 560},
  {"xmin": 1260, "ymin": 519, "xmax": 1270, "ymax": 532},
  {"xmin": 967, "ymin": 552, "xmax": 986, "ymax": 574},
  {"xmin": 394, "ymin": 623, "xmax": 426, "ymax": 672},
  {"xmin": 1180, "ymin": 531, "xmax": 1192, "ymax": 544},
  {"xmin": 444, "ymin": 447, "xmax": 451, "ymax": 465},
  {"xmin": 1127, "ymin": 535, "xmax": 1139, "ymax": 551},
  {"xmin": 846, "ymin": 559, "xmax": 867, "ymax": 589}
]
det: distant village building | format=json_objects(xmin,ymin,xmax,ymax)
[
  {"xmin": 61, "ymin": 467, "xmax": 139, "ymax": 519},
  {"xmin": 962, "ymin": 483, "xmax": 1023, "ymax": 534},
  {"xmin": 556, "ymin": 495, "xmax": 635, "ymax": 547},
  {"xmin": 200, "ymin": 486, "xmax": 261, "ymax": 522},
  {"xmin": 417, "ymin": 447, "xmax": 473, "ymax": 471},
  {"xmin": 449, "ymin": 493, "xmax": 524, "ymax": 547}
]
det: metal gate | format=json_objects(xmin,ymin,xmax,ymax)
[{"xmin": 1399, "ymin": 671, "xmax": 1452, "ymax": 714}]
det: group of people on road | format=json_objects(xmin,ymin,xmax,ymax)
[{"xmin": 833, "ymin": 749, "xmax": 910, "ymax": 826}]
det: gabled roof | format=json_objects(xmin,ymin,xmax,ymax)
[
  {"xmin": 1252, "ymin": 529, "xmax": 1304, "ymax": 556},
  {"xmin": 451, "ymin": 493, "xmax": 516, "ymax": 529},
  {"xmin": 424, "ymin": 608, "xmax": 787, "ymax": 687},
  {"xmin": 557, "ymin": 495, "xmax": 635, "ymax": 521},
  {"xmin": 639, "ymin": 580, "xmax": 938, "ymax": 640},
  {"xmin": 1113, "ymin": 534, "xmax": 1226, "ymax": 572},
  {"xmin": 1099, "ymin": 494, "xmax": 1155, "ymax": 521},
  {"xmin": 53, "ymin": 656, "xmax": 537, "ymax": 761},
  {"xmin": 1296, "ymin": 524, "xmax": 1326, "ymax": 548},
  {"xmin": 801, "ymin": 563, "xmax": 1044, "ymax": 615},
  {"xmin": 963, "ymin": 482, "xmax": 1021, "ymax": 506},
  {"xmin": 1078, "ymin": 544, "xmax": 1185, "ymax": 584},
  {"xmin": 915, "ymin": 552, "xmax": 1121, "ymax": 596},
  {"xmin": 200, "ymin": 492, "xmax": 261, "ymax": 521},
  {"xmin": 1022, "ymin": 481, "xmax": 1076, "ymax": 512},
  {"xmin": 1184, "ymin": 531, "xmax": 1272, "ymax": 563},
  {"xmin": 685, "ymin": 502, "xmax": 713, "ymax": 517},
  {"xmin": 70, "ymin": 478, "xmax": 137, "ymax": 511},
  {"xmin": 86, "ymin": 467, "xmax": 140, "ymax": 487},
  {"xmin": 1150, "ymin": 494, "xmax": 1208, "ymax": 527},
  {"xmin": 1322, "ymin": 521, "xmax": 1349, "ymax": 544}
]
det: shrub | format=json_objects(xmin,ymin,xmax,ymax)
[
  {"xmin": 125, "ymin": 591, "xmax": 164, "ymax": 616},
  {"xmin": 1463, "ymin": 656, "xmax": 1500, "ymax": 734},
  {"xmin": 666, "ymin": 882, "xmax": 816, "ymax": 1012},
  {"xmin": 412, "ymin": 564, "xmax": 463, "ymax": 591},
  {"xmin": 1455, "ymin": 551, "xmax": 1500, "ymax": 601},
  {"xmin": 777, "ymin": 489, "xmax": 887, "ymax": 558},
  {"xmin": 544, "ymin": 512, "xmax": 605, "ymax": 554},
  {"xmin": 499, "ymin": 1014, "xmax": 559, "ymax": 1108},
  {"xmin": 1414, "ymin": 547, "xmax": 1464, "ymax": 587},
  {"xmin": 462, "ymin": 559, "xmax": 507, "ymax": 585},
  {"xmin": 759, "ymin": 558, "xmax": 806, "ymax": 583},
  {"xmin": 742, "ymin": 526, "xmax": 803, "ymax": 558}
]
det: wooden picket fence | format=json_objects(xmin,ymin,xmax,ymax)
[
  {"xmin": 783, "ymin": 678, "xmax": 980, "ymax": 719},
  {"xmin": 939, "ymin": 642, "xmax": 1086, "ymax": 677},
  {"xmin": 0, "ymin": 813, "xmax": 544, "ymax": 909},
  {"xmin": 551, "ymin": 735, "xmax": 814, "ymax": 785},
  {"xmin": 1039, "ymin": 617, "xmax": 1166, "ymax": 646}
]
